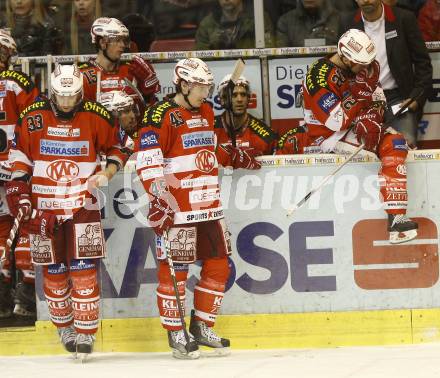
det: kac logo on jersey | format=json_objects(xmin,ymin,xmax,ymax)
[
  {"xmin": 318, "ymin": 92, "xmax": 338, "ymax": 114},
  {"xmin": 46, "ymin": 159, "xmax": 80, "ymax": 183},
  {"xmin": 140, "ymin": 131, "xmax": 159, "ymax": 149},
  {"xmin": 194, "ymin": 149, "xmax": 216, "ymax": 173},
  {"xmin": 40, "ymin": 140, "xmax": 89, "ymax": 156},
  {"xmin": 181, "ymin": 131, "xmax": 214, "ymax": 149}
]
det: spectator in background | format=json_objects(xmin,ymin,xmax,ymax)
[
  {"xmin": 276, "ymin": 0, "xmax": 340, "ymax": 47},
  {"xmin": 263, "ymin": 0, "xmax": 296, "ymax": 26},
  {"xmin": 121, "ymin": 13, "xmax": 155, "ymax": 52},
  {"xmin": 196, "ymin": 0, "xmax": 275, "ymax": 49},
  {"xmin": 418, "ymin": 0, "xmax": 440, "ymax": 41},
  {"xmin": 383, "ymin": 0, "xmax": 427, "ymax": 16},
  {"xmin": 331, "ymin": 0, "xmax": 357, "ymax": 12},
  {"xmin": 140, "ymin": 0, "xmax": 216, "ymax": 40},
  {"xmin": 0, "ymin": 0, "xmax": 63, "ymax": 56},
  {"xmin": 339, "ymin": 0, "xmax": 433, "ymax": 146},
  {"xmin": 65, "ymin": 0, "xmax": 101, "ymax": 55}
]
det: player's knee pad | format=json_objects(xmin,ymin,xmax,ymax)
[
  {"xmin": 15, "ymin": 234, "xmax": 34, "ymax": 283},
  {"xmin": 378, "ymin": 134, "xmax": 408, "ymax": 214},
  {"xmin": 69, "ymin": 259, "xmax": 99, "ymax": 334},
  {"xmin": 194, "ymin": 258, "xmax": 230, "ymax": 326},
  {"xmin": 43, "ymin": 263, "xmax": 73, "ymax": 327},
  {"xmin": 157, "ymin": 261, "xmax": 188, "ymax": 330}
]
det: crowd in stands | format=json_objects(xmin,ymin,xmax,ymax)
[{"xmin": 0, "ymin": 0, "xmax": 438, "ymax": 57}]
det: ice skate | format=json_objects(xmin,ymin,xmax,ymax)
[
  {"xmin": 189, "ymin": 310, "xmax": 230, "ymax": 357},
  {"xmin": 58, "ymin": 325, "xmax": 77, "ymax": 355},
  {"xmin": 167, "ymin": 329, "xmax": 200, "ymax": 360},
  {"xmin": 13, "ymin": 279, "xmax": 36, "ymax": 318},
  {"xmin": 76, "ymin": 333, "xmax": 95, "ymax": 362},
  {"xmin": 0, "ymin": 275, "xmax": 13, "ymax": 318},
  {"xmin": 388, "ymin": 214, "xmax": 418, "ymax": 244}
]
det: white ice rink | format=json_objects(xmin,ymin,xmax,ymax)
[{"xmin": 3, "ymin": 343, "xmax": 440, "ymax": 378}]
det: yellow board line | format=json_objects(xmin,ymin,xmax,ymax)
[{"xmin": 1, "ymin": 309, "xmax": 440, "ymax": 356}]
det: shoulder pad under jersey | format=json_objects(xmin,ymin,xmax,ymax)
[
  {"xmin": 81, "ymin": 101, "xmax": 114, "ymax": 124},
  {"xmin": 142, "ymin": 100, "xmax": 179, "ymax": 129},
  {"xmin": 304, "ymin": 58, "xmax": 333, "ymax": 96},
  {"xmin": 18, "ymin": 99, "xmax": 51, "ymax": 124},
  {"xmin": 277, "ymin": 125, "xmax": 307, "ymax": 149},
  {"xmin": 248, "ymin": 115, "xmax": 278, "ymax": 143},
  {"xmin": 0, "ymin": 70, "xmax": 36, "ymax": 93}
]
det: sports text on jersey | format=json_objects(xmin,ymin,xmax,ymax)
[
  {"xmin": 40, "ymin": 140, "xmax": 90, "ymax": 156},
  {"xmin": 82, "ymin": 101, "xmax": 111, "ymax": 122},
  {"xmin": 143, "ymin": 101, "xmax": 178, "ymax": 127},
  {"xmin": 0, "ymin": 70, "xmax": 31, "ymax": 89},
  {"xmin": 181, "ymin": 131, "xmax": 215, "ymax": 149},
  {"xmin": 19, "ymin": 100, "xmax": 48, "ymax": 119}
]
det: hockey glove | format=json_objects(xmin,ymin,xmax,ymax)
[
  {"xmin": 230, "ymin": 146, "xmax": 262, "ymax": 170},
  {"xmin": 148, "ymin": 192, "xmax": 175, "ymax": 236},
  {"xmin": 26, "ymin": 209, "xmax": 58, "ymax": 239},
  {"xmin": 350, "ymin": 60, "xmax": 380, "ymax": 103},
  {"xmin": 354, "ymin": 107, "xmax": 384, "ymax": 152},
  {"xmin": 129, "ymin": 56, "xmax": 160, "ymax": 96},
  {"xmin": 5, "ymin": 180, "xmax": 32, "ymax": 220}
]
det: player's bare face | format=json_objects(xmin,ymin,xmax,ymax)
[
  {"xmin": 355, "ymin": 0, "xmax": 382, "ymax": 15},
  {"xmin": 231, "ymin": 86, "xmax": 248, "ymax": 115},
  {"xmin": 105, "ymin": 38, "xmax": 127, "ymax": 61},
  {"xmin": 55, "ymin": 93, "xmax": 81, "ymax": 113},
  {"xmin": 119, "ymin": 108, "xmax": 137, "ymax": 134},
  {"xmin": 74, "ymin": 0, "xmax": 95, "ymax": 18},
  {"xmin": 188, "ymin": 84, "xmax": 212, "ymax": 107},
  {"xmin": 10, "ymin": 0, "xmax": 33, "ymax": 16}
]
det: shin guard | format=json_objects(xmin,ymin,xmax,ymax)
[
  {"xmin": 70, "ymin": 259, "xmax": 99, "ymax": 334},
  {"xmin": 378, "ymin": 134, "xmax": 409, "ymax": 215},
  {"xmin": 157, "ymin": 261, "xmax": 188, "ymax": 330},
  {"xmin": 194, "ymin": 258, "xmax": 230, "ymax": 327},
  {"xmin": 43, "ymin": 263, "xmax": 73, "ymax": 328}
]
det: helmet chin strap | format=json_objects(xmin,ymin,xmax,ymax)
[{"xmin": 103, "ymin": 48, "xmax": 119, "ymax": 65}]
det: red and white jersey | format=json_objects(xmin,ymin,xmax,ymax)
[
  {"xmin": 10, "ymin": 99, "xmax": 127, "ymax": 221},
  {"xmin": 303, "ymin": 57, "xmax": 370, "ymax": 149},
  {"xmin": 135, "ymin": 99, "xmax": 225, "ymax": 225},
  {"xmin": 214, "ymin": 112, "xmax": 277, "ymax": 155},
  {"xmin": 0, "ymin": 70, "xmax": 39, "ymax": 161}
]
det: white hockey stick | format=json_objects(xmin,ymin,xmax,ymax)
[
  {"xmin": 6, "ymin": 207, "xmax": 25, "ymax": 247},
  {"xmin": 225, "ymin": 59, "xmax": 245, "ymax": 147},
  {"xmin": 286, "ymin": 144, "xmax": 365, "ymax": 217}
]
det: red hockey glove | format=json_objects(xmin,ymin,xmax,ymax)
[
  {"xmin": 148, "ymin": 193, "xmax": 175, "ymax": 236},
  {"xmin": 350, "ymin": 60, "xmax": 380, "ymax": 102},
  {"xmin": 26, "ymin": 210, "xmax": 58, "ymax": 238},
  {"xmin": 230, "ymin": 146, "xmax": 262, "ymax": 170},
  {"xmin": 129, "ymin": 56, "xmax": 160, "ymax": 96},
  {"xmin": 5, "ymin": 180, "xmax": 32, "ymax": 219},
  {"xmin": 354, "ymin": 107, "xmax": 384, "ymax": 152}
]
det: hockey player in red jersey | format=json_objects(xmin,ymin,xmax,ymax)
[
  {"xmin": 7, "ymin": 64, "xmax": 127, "ymax": 359},
  {"xmin": 135, "ymin": 58, "xmax": 260, "ymax": 359},
  {"xmin": 79, "ymin": 17, "xmax": 159, "ymax": 105},
  {"xmin": 0, "ymin": 29, "xmax": 39, "ymax": 319},
  {"xmin": 279, "ymin": 29, "xmax": 417, "ymax": 244},
  {"xmin": 100, "ymin": 90, "xmax": 142, "ymax": 154},
  {"xmin": 215, "ymin": 74, "xmax": 277, "ymax": 156}
]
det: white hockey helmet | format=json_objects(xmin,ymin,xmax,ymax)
[
  {"xmin": 337, "ymin": 29, "xmax": 376, "ymax": 65},
  {"xmin": 90, "ymin": 17, "xmax": 129, "ymax": 44},
  {"xmin": 51, "ymin": 64, "xmax": 83, "ymax": 109},
  {"xmin": 217, "ymin": 74, "xmax": 250, "ymax": 97},
  {"xmin": 173, "ymin": 58, "xmax": 214, "ymax": 88},
  {"xmin": 0, "ymin": 29, "xmax": 17, "ymax": 63},
  {"xmin": 100, "ymin": 90, "xmax": 135, "ymax": 113}
]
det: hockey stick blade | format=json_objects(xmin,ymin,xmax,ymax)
[
  {"xmin": 287, "ymin": 144, "xmax": 365, "ymax": 217},
  {"xmin": 230, "ymin": 58, "xmax": 245, "ymax": 84}
]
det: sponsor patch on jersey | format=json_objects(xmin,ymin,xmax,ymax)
[
  {"xmin": 169, "ymin": 110, "xmax": 185, "ymax": 128},
  {"xmin": 140, "ymin": 131, "xmax": 159, "ymax": 149},
  {"xmin": 318, "ymin": 92, "xmax": 338, "ymax": 113},
  {"xmin": 181, "ymin": 131, "xmax": 214, "ymax": 149},
  {"xmin": 189, "ymin": 188, "xmax": 220, "ymax": 204},
  {"xmin": 47, "ymin": 127, "xmax": 81, "ymax": 138},
  {"xmin": 186, "ymin": 118, "xmax": 209, "ymax": 128},
  {"xmin": 101, "ymin": 78, "xmax": 121, "ymax": 89},
  {"xmin": 392, "ymin": 138, "xmax": 408, "ymax": 150},
  {"xmin": 40, "ymin": 139, "xmax": 89, "ymax": 156},
  {"xmin": 0, "ymin": 81, "xmax": 6, "ymax": 97}
]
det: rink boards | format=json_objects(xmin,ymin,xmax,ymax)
[{"xmin": 3, "ymin": 150, "xmax": 440, "ymax": 355}]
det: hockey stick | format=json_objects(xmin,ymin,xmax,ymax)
[
  {"xmin": 224, "ymin": 59, "xmax": 246, "ymax": 147},
  {"xmin": 286, "ymin": 89, "xmax": 423, "ymax": 217},
  {"xmin": 123, "ymin": 77, "xmax": 146, "ymax": 107},
  {"xmin": 163, "ymin": 230, "xmax": 192, "ymax": 351},
  {"xmin": 6, "ymin": 207, "xmax": 25, "ymax": 248}
]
